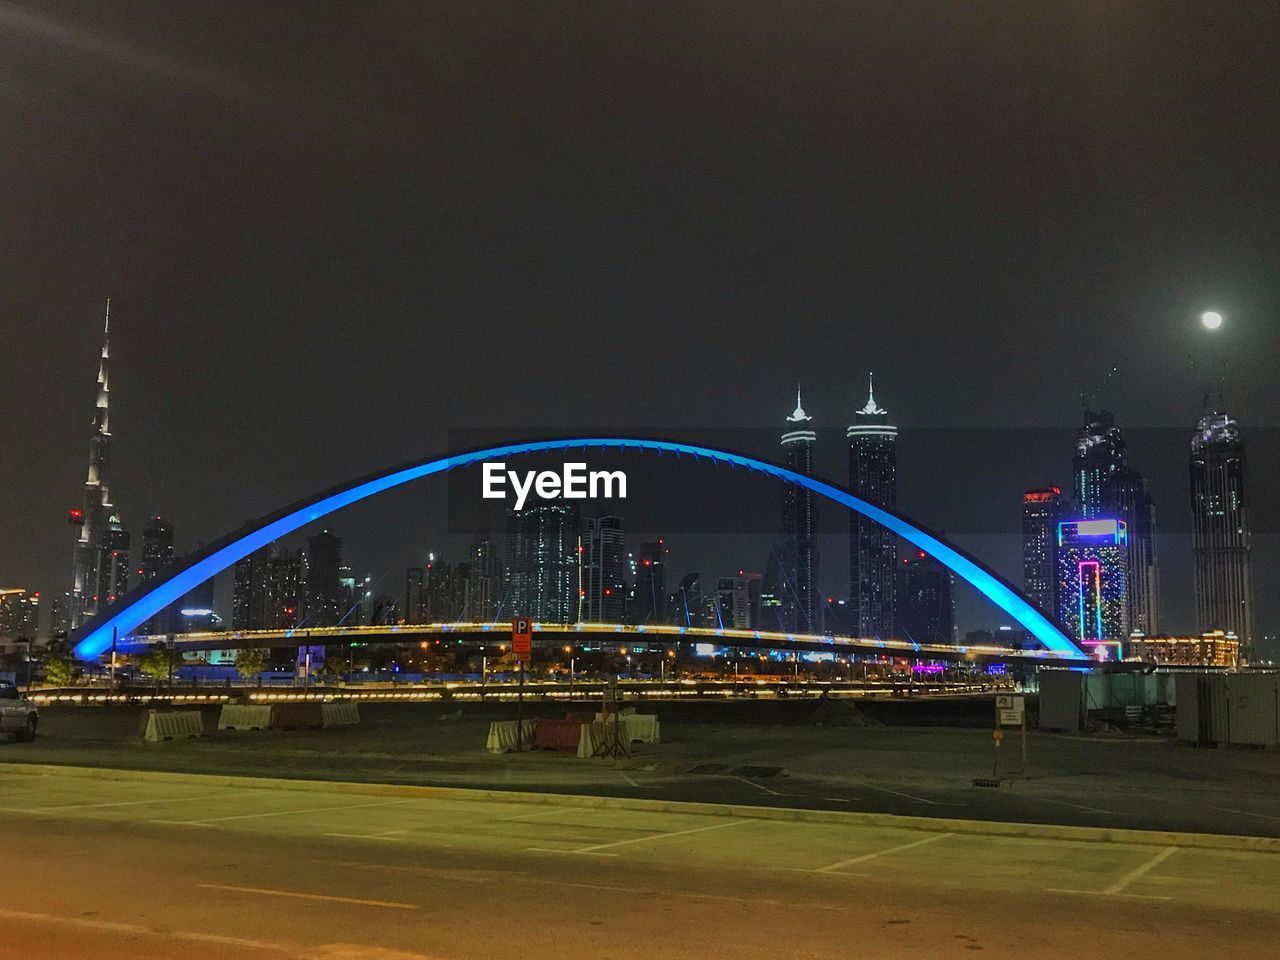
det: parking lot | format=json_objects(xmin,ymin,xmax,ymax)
[{"xmin": 2, "ymin": 764, "xmax": 1280, "ymax": 959}]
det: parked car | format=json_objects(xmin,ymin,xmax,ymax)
[{"xmin": 0, "ymin": 683, "xmax": 37, "ymax": 741}]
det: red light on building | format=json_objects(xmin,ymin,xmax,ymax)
[{"xmin": 67, "ymin": 508, "xmax": 85, "ymax": 525}]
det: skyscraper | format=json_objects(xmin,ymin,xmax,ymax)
[
  {"xmin": 848, "ymin": 374, "xmax": 897, "ymax": 639},
  {"xmin": 469, "ymin": 530, "xmax": 503, "ymax": 621},
  {"xmin": 581, "ymin": 515, "xmax": 626, "ymax": 622},
  {"xmin": 1022, "ymin": 486, "xmax": 1062, "ymax": 619},
  {"xmin": 780, "ymin": 389, "xmax": 817, "ymax": 633},
  {"xmin": 69, "ymin": 301, "xmax": 119, "ymax": 628},
  {"xmin": 1056, "ymin": 518, "xmax": 1129, "ymax": 660},
  {"xmin": 714, "ymin": 572, "xmax": 762, "ymax": 630},
  {"xmin": 139, "ymin": 516, "xmax": 176, "ymax": 634},
  {"xmin": 405, "ymin": 566, "xmax": 425, "ymax": 623},
  {"xmin": 98, "ymin": 516, "xmax": 131, "ymax": 609},
  {"xmin": 233, "ymin": 546, "xmax": 273, "ymax": 630},
  {"xmin": 505, "ymin": 504, "xmax": 579, "ymax": 624},
  {"xmin": 895, "ymin": 551, "xmax": 955, "ymax": 645},
  {"xmin": 265, "ymin": 547, "xmax": 303, "ymax": 628},
  {"xmin": 422, "ymin": 554, "xmax": 452, "ymax": 621},
  {"xmin": 671, "ymin": 572, "xmax": 702, "ymax": 627},
  {"xmin": 1190, "ymin": 408, "xmax": 1254, "ymax": 654},
  {"xmin": 140, "ymin": 516, "xmax": 176, "ymax": 580},
  {"xmin": 0, "ymin": 589, "xmax": 40, "ymax": 653},
  {"xmin": 1114, "ymin": 467, "xmax": 1159, "ymax": 635},
  {"xmin": 1071, "ymin": 408, "xmax": 1159, "ymax": 635},
  {"xmin": 305, "ymin": 529, "xmax": 344, "ymax": 627},
  {"xmin": 1073, "ymin": 408, "xmax": 1125, "ymax": 518},
  {"xmin": 631, "ymin": 540, "xmax": 667, "ymax": 625}
]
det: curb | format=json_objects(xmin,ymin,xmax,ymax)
[{"xmin": 4, "ymin": 761, "xmax": 1279, "ymax": 854}]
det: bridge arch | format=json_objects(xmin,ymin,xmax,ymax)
[{"xmin": 71, "ymin": 437, "xmax": 1084, "ymax": 660}]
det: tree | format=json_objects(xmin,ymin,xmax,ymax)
[
  {"xmin": 136, "ymin": 648, "xmax": 171, "ymax": 681},
  {"xmin": 42, "ymin": 653, "xmax": 76, "ymax": 687},
  {"xmin": 234, "ymin": 647, "xmax": 269, "ymax": 681}
]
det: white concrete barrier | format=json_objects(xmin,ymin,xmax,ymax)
[
  {"xmin": 577, "ymin": 719, "xmax": 632, "ymax": 758},
  {"xmin": 485, "ymin": 719, "xmax": 537, "ymax": 753},
  {"xmin": 217, "ymin": 704, "xmax": 272, "ymax": 731},
  {"xmin": 622, "ymin": 714, "xmax": 660, "ymax": 744},
  {"xmin": 321, "ymin": 701, "xmax": 361, "ymax": 727},
  {"xmin": 143, "ymin": 710, "xmax": 204, "ymax": 742}
]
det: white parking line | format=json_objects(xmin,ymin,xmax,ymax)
[
  {"xmin": 1045, "ymin": 845, "xmax": 1178, "ymax": 901},
  {"xmin": 530, "ymin": 817, "xmax": 753, "ymax": 855},
  {"xmin": 1022, "ymin": 796, "xmax": 1119, "ymax": 816},
  {"xmin": 0, "ymin": 792, "xmax": 231, "ymax": 814},
  {"xmin": 732, "ymin": 776, "xmax": 784, "ymax": 796},
  {"xmin": 323, "ymin": 830, "xmax": 408, "ymax": 841},
  {"xmin": 815, "ymin": 832, "xmax": 953, "ymax": 873},
  {"xmin": 861, "ymin": 784, "xmax": 942, "ymax": 805},
  {"xmin": 496, "ymin": 807, "xmax": 569, "ymax": 822},
  {"xmin": 198, "ymin": 883, "xmax": 419, "ymax": 910},
  {"xmin": 153, "ymin": 798, "xmax": 410, "ymax": 825},
  {"xmin": 1104, "ymin": 846, "xmax": 1178, "ymax": 895}
]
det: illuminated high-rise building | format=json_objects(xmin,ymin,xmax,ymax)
[
  {"xmin": 848, "ymin": 374, "xmax": 897, "ymax": 639},
  {"xmin": 469, "ymin": 530, "xmax": 503, "ymax": 621},
  {"xmin": 0, "ymin": 589, "xmax": 41, "ymax": 653},
  {"xmin": 1056, "ymin": 518, "xmax": 1129, "ymax": 660},
  {"xmin": 1190, "ymin": 408, "xmax": 1254, "ymax": 655},
  {"xmin": 581, "ymin": 515, "xmax": 626, "ymax": 622},
  {"xmin": 265, "ymin": 547, "xmax": 302, "ymax": 628},
  {"xmin": 405, "ymin": 566, "xmax": 425, "ymax": 624},
  {"xmin": 672, "ymin": 572, "xmax": 702, "ymax": 627},
  {"xmin": 233, "ymin": 546, "xmax": 271, "ymax": 630},
  {"xmin": 1071, "ymin": 408, "xmax": 1159, "ymax": 635},
  {"xmin": 138, "ymin": 516, "xmax": 176, "ymax": 634},
  {"xmin": 505, "ymin": 504, "xmax": 579, "ymax": 624},
  {"xmin": 1022, "ymin": 486, "xmax": 1062, "ymax": 619},
  {"xmin": 304, "ymin": 529, "xmax": 344, "ymax": 626},
  {"xmin": 631, "ymin": 540, "xmax": 667, "ymax": 625},
  {"xmin": 780, "ymin": 388, "xmax": 817, "ymax": 633},
  {"xmin": 98, "ymin": 516, "xmax": 131, "ymax": 609},
  {"xmin": 1073, "ymin": 408, "xmax": 1125, "ymax": 518},
  {"xmin": 895, "ymin": 551, "xmax": 954, "ymax": 645},
  {"xmin": 69, "ymin": 301, "xmax": 118, "ymax": 627}
]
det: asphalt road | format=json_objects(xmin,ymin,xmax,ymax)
[
  {"xmin": 2, "ymin": 766, "xmax": 1280, "ymax": 960},
  {"xmin": 7, "ymin": 701, "xmax": 1280, "ymax": 837}
]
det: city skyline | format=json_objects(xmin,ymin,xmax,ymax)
[
  {"xmin": 4, "ymin": 322, "xmax": 1275, "ymax": 654},
  {"xmin": 1, "ymin": 4, "xmax": 1277, "ymax": 653}
]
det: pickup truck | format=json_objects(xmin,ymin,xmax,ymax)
[{"xmin": 0, "ymin": 683, "xmax": 38, "ymax": 741}]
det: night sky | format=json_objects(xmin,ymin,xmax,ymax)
[{"xmin": 1, "ymin": 3, "xmax": 1277, "ymax": 647}]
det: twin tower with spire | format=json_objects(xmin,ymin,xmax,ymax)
[{"xmin": 777, "ymin": 376, "xmax": 899, "ymax": 639}]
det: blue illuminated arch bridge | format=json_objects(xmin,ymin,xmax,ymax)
[{"xmin": 71, "ymin": 437, "xmax": 1087, "ymax": 662}]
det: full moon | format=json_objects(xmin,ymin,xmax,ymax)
[{"xmin": 1201, "ymin": 310, "xmax": 1223, "ymax": 330}]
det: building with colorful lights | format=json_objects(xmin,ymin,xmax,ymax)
[
  {"xmin": 1072, "ymin": 408, "xmax": 1160, "ymax": 637},
  {"xmin": 1127, "ymin": 630, "xmax": 1240, "ymax": 668},
  {"xmin": 1056, "ymin": 518, "xmax": 1129, "ymax": 660}
]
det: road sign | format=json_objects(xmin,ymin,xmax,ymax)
[
  {"xmin": 996, "ymin": 695, "xmax": 1025, "ymax": 727},
  {"xmin": 511, "ymin": 618, "xmax": 533, "ymax": 660}
]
